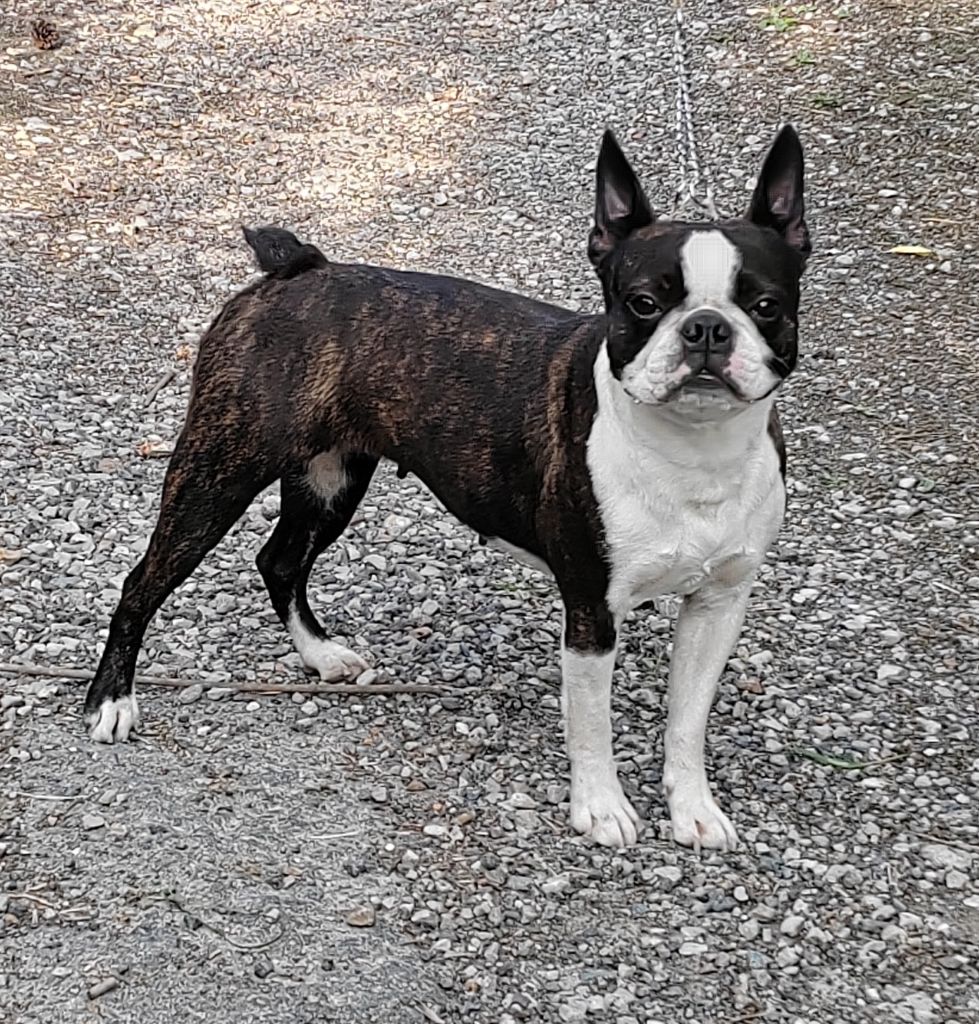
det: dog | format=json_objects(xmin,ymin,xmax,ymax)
[{"xmin": 84, "ymin": 125, "xmax": 810, "ymax": 850}]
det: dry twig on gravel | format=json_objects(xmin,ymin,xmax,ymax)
[
  {"xmin": 142, "ymin": 368, "xmax": 178, "ymax": 408},
  {"xmin": 0, "ymin": 661, "xmax": 451, "ymax": 696}
]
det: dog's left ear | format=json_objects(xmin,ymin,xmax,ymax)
[
  {"xmin": 747, "ymin": 124, "xmax": 811, "ymax": 257},
  {"xmin": 589, "ymin": 130, "xmax": 655, "ymax": 267}
]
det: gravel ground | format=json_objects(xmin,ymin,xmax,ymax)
[{"xmin": 2, "ymin": 1, "xmax": 978, "ymax": 1022}]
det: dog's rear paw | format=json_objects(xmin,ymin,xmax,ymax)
[
  {"xmin": 86, "ymin": 694, "xmax": 140, "ymax": 744},
  {"xmin": 300, "ymin": 639, "xmax": 370, "ymax": 681},
  {"xmin": 666, "ymin": 781, "xmax": 739, "ymax": 852},
  {"xmin": 570, "ymin": 775, "xmax": 641, "ymax": 848}
]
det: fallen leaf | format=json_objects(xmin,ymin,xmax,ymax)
[
  {"xmin": 737, "ymin": 676, "xmax": 765, "ymax": 695},
  {"xmin": 888, "ymin": 244, "xmax": 934, "ymax": 256},
  {"xmin": 136, "ymin": 440, "xmax": 172, "ymax": 459},
  {"xmin": 345, "ymin": 906, "xmax": 376, "ymax": 928}
]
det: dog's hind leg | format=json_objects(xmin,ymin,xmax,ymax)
[
  {"xmin": 257, "ymin": 450, "xmax": 378, "ymax": 680},
  {"xmin": 84, "ymin": 445, "xmax": 274, "ymax": 742}
]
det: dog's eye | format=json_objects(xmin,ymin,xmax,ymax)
[
  {"xmin": 626, "ymin": 294, "xmax": 661, "ymax": 320},
  {"xmin": 752, "ymin": 298, "xmax": 780, "ymax": 320}
]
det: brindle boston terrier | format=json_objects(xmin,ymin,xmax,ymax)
[{"xmin": 85, "ymin": 126, "xmax": 810, "ymax": 850}]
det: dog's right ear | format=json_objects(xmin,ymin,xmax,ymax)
[{"xmin": 588, "ymin": 130, "xmax": 655, "ymax": 268}]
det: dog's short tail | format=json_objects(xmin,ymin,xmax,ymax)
[{"xmin": 242, "ymin": 225, "xmax": 328, "ymax": 279}]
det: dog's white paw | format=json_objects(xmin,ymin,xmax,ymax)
[
  {"xmin": 570, "ymin": 774, "xmax": 641, "ymax": 848},
  {"xmin": 299, "ymin": 638, "xmax": 369, "ymax": 681},
  {"xmin": 87, "ymin": 694, "xmax": 140, "ymax": 744},
  {"xmin": 666, "ymin": 779, "xmax": 739, "ymax": 852}
]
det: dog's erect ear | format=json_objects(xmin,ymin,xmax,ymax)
[
  {"xmin": 588, "ymin": 130, "xmax": 655, "ymax": 267},
  {"xmin": 242, "ymin": 224, "xmax": 328, "ymax": 277},
  {"xmin": 747, "ymin": 124, "xmax": 811, "ymax": 257},
  {"xmin": 243, "ymin": 224, "xmax": 304, "ymax": 274}
]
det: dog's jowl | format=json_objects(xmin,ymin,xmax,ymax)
[{"xmin": 85, "ymin": 126, "xmax": 810, "ymax": 851}]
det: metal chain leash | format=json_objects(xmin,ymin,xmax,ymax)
[{"xmin": 670, "ymin": 3, "xmax": 719, "ymax": 220}]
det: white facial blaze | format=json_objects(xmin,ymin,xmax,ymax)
[
  {"xmin": 679, "ymin": 230, "xmax": 741, "ymax": 306},
  {"xmin": 619, "ymin": 228, "xmax": 782, "ymax": 407}
]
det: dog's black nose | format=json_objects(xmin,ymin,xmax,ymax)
[{"xmin": 680, "ymin": 312, "xmax": 733, "ymax": 354}]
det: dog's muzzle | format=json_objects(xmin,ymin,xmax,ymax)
[{"xmin": 673, "ymin": 311, "xmax": 737, "ymax": 394}]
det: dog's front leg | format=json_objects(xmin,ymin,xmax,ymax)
[
  {"xmin": 663, "ymin": 580, "xmax": 753, "ymax": 852},
  {"xmin": 561, "ymin": 605, "xmax": 639, "ymax": 848}
]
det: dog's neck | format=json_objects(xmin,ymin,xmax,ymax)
[{"xmin": 593, "ymin": 342, "xmax": 777, "ymax": 477}]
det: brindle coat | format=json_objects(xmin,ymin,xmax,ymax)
[{"xmin": 83, "ymin": 131, "xmax": 798, "ymax": 740}]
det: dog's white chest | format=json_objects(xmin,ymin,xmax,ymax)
[
  {"xmin": 587, "ymin": 353, "xmax": 784, "ymax": 615},
  {"xmin": 596, "ymin": 480, "xmax": 777, "ymax": 611}
]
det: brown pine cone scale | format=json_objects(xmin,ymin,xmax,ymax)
[{"xmin": 30, "ymin": 18, "xmax": 61, "ymax": 51}]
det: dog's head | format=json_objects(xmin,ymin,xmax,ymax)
[{"xmin": 589, "ymin": 126, "xmax": 810, "ymax": 420}]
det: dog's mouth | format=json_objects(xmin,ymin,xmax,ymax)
[
  {"xmin": 680, "ymin": 369, "xmax": 730, "ymax": 392},
  {"xmin": 623, "ymin": 368, "xmax": 744, "ymax": 408},
  {"xmin": 672, "ymin": 364, "xmax": 748, "ymax": 404},
  {"xmin": 622, "ymin": 362, "xmax": 779, "ymax": 408},
  {"xmin": 673, "ymin": 370, "xmax": 782, "ymax": 407}
]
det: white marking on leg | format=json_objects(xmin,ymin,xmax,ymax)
[
  {"xmin": 306, "ymin": 450, "xmax": 348, "ymax": 505},
  {"xmin": 562, "ymin": 646, "xmax": 640, "ymax": 848},
  {"xmin": 663, "ymin": 582, "xmax": 753, "ymax": 851},
  {"xmin": 287, "ymin": 604, "xmax": 369, "ymax": 681},
  {"xmin": 88, "ymin": 694, "xmax": 140, "ymax": 744}
]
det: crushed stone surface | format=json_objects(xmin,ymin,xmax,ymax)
[{"xmin": 1, "ymin": 1, "xmax": 977, "ymax": 1022}]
